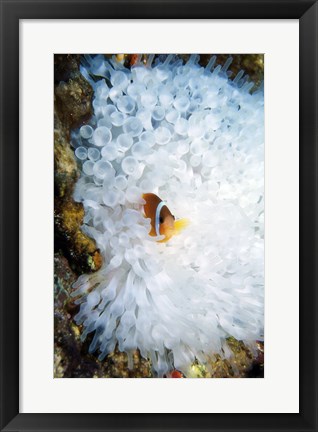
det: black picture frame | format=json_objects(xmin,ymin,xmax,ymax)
[{"xmin": 0, "ymin": 0, "xmax": 317, "ymax": 431}]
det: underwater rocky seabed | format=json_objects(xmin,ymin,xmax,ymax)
[{"xmin": 54, "ymin": 54, "xmax": 264, "ymax": 378}]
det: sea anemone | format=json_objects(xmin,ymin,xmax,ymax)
[{"xmin": 71, "ymin": 54, "xmax": 264, "ymax": 377}]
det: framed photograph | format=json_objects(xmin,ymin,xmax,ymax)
[
  {"xmin": 1, "ymin": 0, "xmax": 317, "ymax": 431},
  {"xmin": 55, "ymin": 51, "xmax": 266, "ymax": 381}
]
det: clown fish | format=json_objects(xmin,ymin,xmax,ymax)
[{"xmin": 142, "ymin": 193, "xmax": 189, "ymax": 242}]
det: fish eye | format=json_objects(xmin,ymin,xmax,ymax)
[{"xmin": 159, "ymin": 216, "xmax": 163, "ymax": 224}]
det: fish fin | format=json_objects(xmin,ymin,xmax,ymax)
[
  {"xmin": 158, "ymin": 237, "xmax": 169, "ymax": 243},
  {"xmin": 174, "ymin": 218, "xmax": 190, "ymax": 234}
]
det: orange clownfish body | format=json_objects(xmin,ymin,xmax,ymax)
[{"xmin": 142, "ymin": 193, "xmax": 189, "ymax": 243}]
